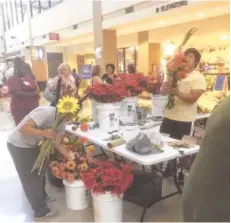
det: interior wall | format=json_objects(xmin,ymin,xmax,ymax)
[
  {"xmin": 149, "ymin": 14, "xmax": 230, "ymax": 47},
  {"xmin": 201, "ymin": 47, "xmax": 230, "ymax": 63}
]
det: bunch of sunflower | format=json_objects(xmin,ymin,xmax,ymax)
[{"xmin": 31, "ymin": 96, "xmax": 80, "ymax": 176}]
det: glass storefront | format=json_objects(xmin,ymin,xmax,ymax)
[
  {"xmin": 2, "ymin": 0, "xmax": 63, "ymax": 31},
  {"xmin": 117, "ymin": 47, "xmax": 137, "ymax": 73}
]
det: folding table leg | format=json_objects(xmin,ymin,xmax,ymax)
[
  {"xmin": 173, "ymin": 158, "xmax": 182, "ymax": 194},
  {"xmin": 93, "ymin": 146, "xmax": 108, "ymax": 159},
  {"xmin": 99, "ymin": 147, "xmax": 108, "ymax": 159},
  {"xmin": 140, "ymin": 166, "xmax": 156, "ymax": 222}
]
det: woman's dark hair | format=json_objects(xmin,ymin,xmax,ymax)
[
  {"xmin": 127, "ymin": 63, "xmax": 136, "ymax": 74},
  {"xmin": 184, "ymin": 48, "xmax": 201, "ymax": 67},
  {"xmin": 91, "ymin": 65, "xmax": 101, "ymax": 77},
  {"xmin": 13, "ymin": 57, "xmax": 27, "ymax": 77},
  {"xmin": 106, "ymin": 63, "xmax": 115, "ymax": 73},
  {"xmin": 24, "ymin": 63, "xmax": 36, "ymax": 79}
]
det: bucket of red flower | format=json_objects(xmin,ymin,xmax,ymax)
[
  {"xmin": 116, "ymin": 73, "xmax": 147, "ymax": 123},
  {"xmin": 86, "ymin": 83, "xmax": 126, "ymax": 132},
  {"xmin": 81, "ymin": 160, "xmax": 134, "ymax": 222},
  {"xmin": 49, "ymin": 144, "xmax": 95, "ymax": 210},
  {"xmin": 145, "ymin": 72, "xmax": 168, "ymax": 117}
]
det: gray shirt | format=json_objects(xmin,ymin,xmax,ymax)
[
  {"xmin": 181, "ymin": 96, "xmax": 230, "ymax": 222},
  {"xmin": 8, "ymin": 106, "xmax": 66, "ymax": 148}
]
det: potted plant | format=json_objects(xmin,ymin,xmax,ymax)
[
  {"xmin": 116, "ymin": 73, "xmax": 147, "ymax": 123},
  {"xmin": 86, "ymin": 83, "xmax": 126, "ymax": 132},
  {"xmin": 81, "ymin": 160, "xmax": 133, "ymax": 222},
  {"xmin": 49, "ymin": 138, "xmax": 95, "ymax": 210}
]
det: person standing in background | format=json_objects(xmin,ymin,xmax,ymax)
[
  {"xmin": 91, "ymin": 65, "xmax": 102, "ymax": 85},
  {"xmin": 72, "ymin": 68, "xmax": 81, "ymax": 89},
  {"xmin": 48, "ymin": 63, "xmax": 79, "ymax": 105},
  {"xmin": 181, "ymin": 96, "xmax": 230, "ymax": 222},
  {"xmin": 127, "ymin": 63, "xmax": 137, "ymax": 74},
  {"xmin": 72, "ymin": 68, "xmax": 77, "ymax": 76},
  {"xmin": 4, "ymin": 60, "xmax": 14, "ymax": 81},
  {"xmin": 7, "ymin": 58, "xmax": 39, "ymax": 125},
  {"xmin": 102, "ymin": 64, "xmax": 117, "ymax": 84}
]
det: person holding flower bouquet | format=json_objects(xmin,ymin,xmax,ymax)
[
  {"xmin": 7, "ymin": 105, "xmax": 76, "ymax": 221},
  {"xmin": 160, "ymin": 48, "xmax": 206, "ymax": 181},
  {"xmin": 160, "ymin": 48, "xmax": 206, "ymax": 140}
]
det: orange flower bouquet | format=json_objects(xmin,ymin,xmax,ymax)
[
  {"xmin": 166, "ymin": 28, "xmax": 198, "ymax": 109},
  {"xmin": 49, "ymin": 137, "xmax": 95, "ymax": 183}
]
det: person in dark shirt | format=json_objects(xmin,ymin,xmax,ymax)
[
  {"xmin": 181, "ymin": 96, "xmax": 230, "ymax": 222},
  {"xmin": 72, "ymin": 68, "xmax": 81, "ymax": 89},
  {"xmin": 127, "ymin": 63, "xmax": 137, "ymax": 74},
  {"xmin": 102, "ymin": 63, "xmax": 116, "ymax": 84},
  {"xmin": 7, "ymin": 58, "xmax": 39, "ymax": 125}
]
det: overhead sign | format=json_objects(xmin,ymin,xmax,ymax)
[
  {"xmin": 49, "ymin": 33, "xmax": 59, "ymax": 41},
  {"xmin": 156, "ymin": 0, "xmax": 188, "ymax": 13},
  {"xmin": 80, "ymin": 64, "xmax": 92, "ymax": 79},
  {"xmin": 95, "ymin": 47, "xmax": 102, "ymax": 59}
]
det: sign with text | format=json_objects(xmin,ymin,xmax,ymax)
[
  {"xmin": 49, "ymin": 33, "xmax": 59, "ymax": 41},
  {"xmin": 156, "ymin": 0, "xmax": 188, "ymax": 13},
  {"xmin": 80, "ymin": 64, "xmax": 92, "ymax": 79}
]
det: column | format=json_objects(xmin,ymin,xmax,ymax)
[
  {"xmin": 0, "ymin": 4, "xmax": 5, "ymax": 58},
  {"xmin": 92, "ymin": 1, "xmax": 117, "ymax": 74},
  {"xmin": 137, "ymin": 31, "xmax": 161, "ymax": 74},
  {"xmin": 102, "ymin": 29, "xmax": 117, "ymax": 72}
]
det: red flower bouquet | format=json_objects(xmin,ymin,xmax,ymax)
[
  {"xmin": 86, "ymin": 83, "xmax": 126, "ymax": 103},
  {"xmin": 81, "ymin": 160, "xmax": 134, "ymax": 196},
  {"xmin": 166, "ymin": 28, "xmax": 198, "ymax": 109},
  {"xmin": 117, "ymin": 73, "xmax": 147, "ymax": 97},
  {"xmin": 145, "ymin": 75, "xmax": 163, "ymax": 95}
]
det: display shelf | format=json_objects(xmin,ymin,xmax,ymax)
[{"xmin": 203, "ymin": 72, "xmax": 230, "ymax": 75}]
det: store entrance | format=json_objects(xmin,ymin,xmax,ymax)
[{"xmin": 47, "ymin": 52, "xmax": 63, "ymax": 78}]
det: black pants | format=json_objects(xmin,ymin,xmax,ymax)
[
  {"xmin": 160, "ymin": 117, "xmax": 192, "ymax": 140},
  {"xmin": 160, "ymin": 118, "xmax": 193, "ymax": 178},
  {"xmin": 7, "ymin": 143, "xmax": 50, "ymax": 218}
]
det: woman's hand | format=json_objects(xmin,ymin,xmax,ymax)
[
  {"xmin": 170, "ymin": 87, "xmax": 179, "ymax": 96},
  {"xmin": 161, "ymin": 81, "xmax": 172, "ymax": 94},
  {"xmin": 42, "ymin": 129, "xmax": 56, "ymax": 139}
]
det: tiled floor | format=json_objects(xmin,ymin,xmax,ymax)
[{"xmin": 0, "ymin": 99, "xmax": 183, "ymax": 222}]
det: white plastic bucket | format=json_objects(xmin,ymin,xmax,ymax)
[
  {"xmin": 92, "ymin": 192, "xmax": 123, "ymax": 222},
  {"xmin": 97, "ymin": 103, "xmax": 120, "ymax": 132},
  {"xmin": 63, "ymin": 179, "xmax": 90, "ymax": 210},
  {"xmin": 92, "ymin": 100, "xmax": 98, "ymax": 123},
  {"xmin": 120, "ymin": 97, "xmax": 137, "ymax": 123},
  {"xmin": 151, "ymin": 94, "xmax": 168, "ymax": 117}
]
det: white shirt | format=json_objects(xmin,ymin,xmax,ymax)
[{"xmin": 5, "ymin": 67, "xmax": 14, "ymax": 80}]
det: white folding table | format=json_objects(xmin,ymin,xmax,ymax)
[{"xmin": 66, "ymin": 123, "xmax": 200, "ymax": 222}]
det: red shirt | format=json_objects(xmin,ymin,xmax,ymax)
[{"xmin": 7, "ymin": 75, "xmax": 39, "ymax": 124}]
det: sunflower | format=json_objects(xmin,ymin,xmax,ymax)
[
  {"xmin": 66, "ymin": 160, "xmax": 77, "ymax": 170},
  {"xmin": 57, "ymin": 96, "xmax": 79, "ymax": 114},
  {"xmin": 80, "ymin": 163, "xmax": 88, "ymax": 171}
]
